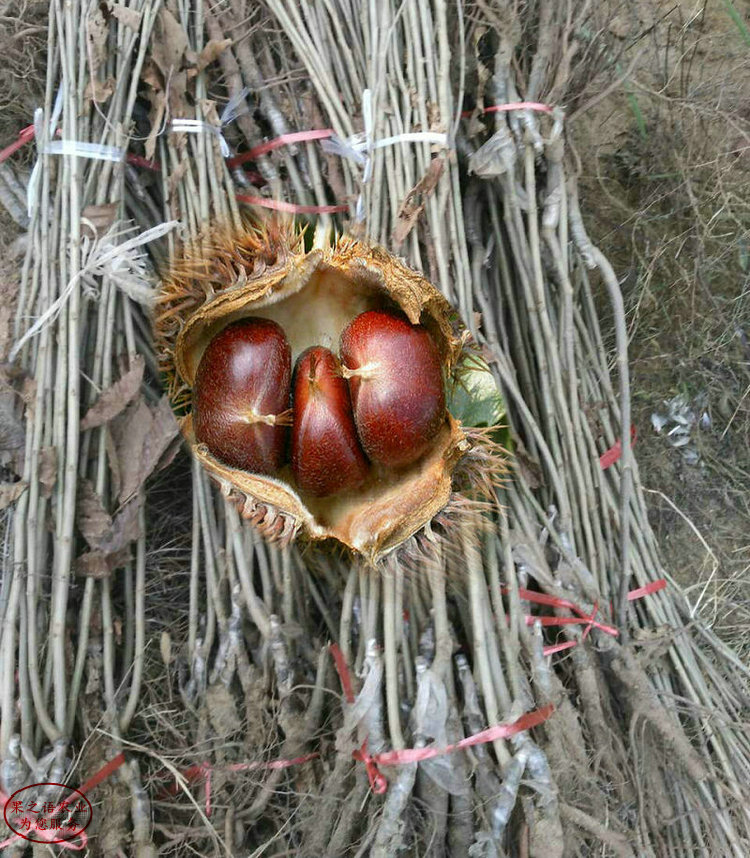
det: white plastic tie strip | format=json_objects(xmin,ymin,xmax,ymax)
[
  {"xmin": 44, "ymin": 141, "xmax": 125, "ymax": 162},
  {"xmin": 320, "ymin": 89, "xmax": 450, "ymax": 221},
  {"xmin": 27, "ymin": 87, "xmax": 64, "ymax": 218},
  {"xmin": 170, "ymin": 119, "xmax": 230, "ymax": 158},
  {"xmin": 219, "ymin": 87, "xmax": 251, "ymax": 127}
]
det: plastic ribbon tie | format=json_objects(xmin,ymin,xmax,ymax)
[
  {"xmin": 26, "ymin": 88, "xmax": 63, "ymax": 217},
  {"xmin": 44, "ymin": 140, "xmax": 125, "ymax": 162},
  {"xmin": 0, "ymin": 125, "xmax": 35, "ymax": 164},
  {"xmin": 599, "ymin": 424, "xmax": 637, "ymax": 469},
  {"xmin": 0, "ymin": 752, "xmax": 125, "ymax": 851},
  {"xmin": 321, "ymin": 89, "xmax": 451, "ymax": 221},
  {"xmin": 235, "ymin": 193, "xmax": 348, "ymax": 216},
  {"xmin": 170, "ymin": 119, "xmax": 230, "ymax": 159},
  {"xmin": 329, "ymin": 643, "xmax": 555, "ymax": 794},
  {"xmin": 227, "ymin": 129, "xmax": 335, "ymax": 168},
  {"xmin": 504, "ymin": 579, "xmax": 667, "ymax": 657}
]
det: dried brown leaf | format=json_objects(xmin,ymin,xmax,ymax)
[
  {"xmin": 0, "ymin": 481, "xmax": 27, "ymax": 511},
  {"xmin": 104, "ymin": 427, "xmax": 122, "ymax": 500},
  {"xmin": 113, "ymin": 399, "xmax": 151, "ymax": 502},
  {"xmin": 39, "ymin": 446, "xmax": 57, "ymax": 498},
  {"xmin": 114, "ymin": 396, "xmax": 179, "ymax": 503},
  {"xmin": 81, "ymin": 355, "xmax": 145, "ymax": 431},
  {"xmin": 110, "ymin": 3, "xmax": 142, "ymax": 31},
  {"xmin": 75, "ymin": 548, "xmax": 131, "ymax": 579},
  {"xmin": 77, "ymin": 480, "xmax": 113, "ymax": 547},
  {"xmin": 81, "ymin": 203, "xmax": 118, "ymax": 239},
  {"xmin": 86, "ymin": 6, "xmax": 109, "ymax": 74},
  {"xmin": 144, "ymin": 90, "xmax": 166, "ymax": 162},
  {"xmin": 152, "ymin": 10, "xmax": 188, "ymax": 80},
  {"xmin": 140, "ymin": 396, "xmax": 180, "ymax": 483},
  {"xmin": 100, "ymin": 497, "xmax": 143, "ymax": 553},
  {"xmin": 197, "ymin": 38, "xmax": 232, "ymax": 72},
  {"xmin": 84, "ymin": 77, "xmax": 115, "ymax": 104},
  {"xmin": 392, "ymin": 157, "xmax": 445, "ymax": 247}
]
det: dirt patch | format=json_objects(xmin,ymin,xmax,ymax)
[{"xmin": 571, "ymin": 0, "xmax": 750, "ymax": 654}]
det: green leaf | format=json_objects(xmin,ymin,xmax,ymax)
[{"xmin": 447, "ymin": 352, "xmax": 505, "ymax": 428}]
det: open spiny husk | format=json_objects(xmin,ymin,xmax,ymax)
[{"xmin": 156, "ymin": 217, "xmax": 501, "ymax": 563}]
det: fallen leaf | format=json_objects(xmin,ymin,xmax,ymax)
[
  {"xmin": 39, "ymin": 446, "xmax": 57, "ymax": 498},
  {"xmin": 152, "ymin": 9, "xmax": 188, "ymax": 80},
  {"xmin": 75, "ymin": 548, "xmax": 130, "ymax": 579},
  {"xmin": 113, "ymin": 399, "xmax": 151, "ymax": 502},
  {"xmin": 392, "ymin": 157, "xmax": 444, "ymax": 247},
  {"xmin": 86, "ymin": 6, "xmax": 109, "ymax": 74},
  {"xmin": 144, "ymin": 90, "xmax": 166, "ymax": 162},
  {"xmin": 113, "ymin": 396, "xmax": 179, "ymax": 503},
  {"xmin": 80, "ymin": 203, "xmax": 118, "ymax": 239},
  {"xmin": 0, "ymin": 481, "xmax": 27, "ymax": 511},
  {"xmin": 77, "ymin": 480, "xmax": 113, "ymax": 548},
  {"xmin": 104, "ymin": 427, "xmax": 122, "ymax": 500},
  {"xmin": 84, "ymin": 77, "xmax": 115, "ymax": 104},
  {"xmin": 81, "ymin": 355, "xmax": 145, "ymax": 431},
  {"xmin": 99, "ymin": 497, "xmax": 143, "ymax": 553},
  {"xmin": 138, "ymin": 396, "xmax": 180, "ymax": 490},
  {"xmin": 196, "ymin": 38, "xmax": 232, "ymax": 72},
  {"xmin": 110, "ymin": 3, "xmax": 142, "ymax": 31},
  {"xmin": 512, "ymin": 435, "xmax": 543, "ymax": 489}
]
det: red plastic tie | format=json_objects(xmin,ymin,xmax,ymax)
[
  {"xmin": 328, "ymin": 643, "xmax": 554, "ymax": 793},
  {"xmin": 236, "ymin": 193, "xmax": 348, "ymax": 215},
  {"xmin": 627, "ymin": 578, "xmax": 667, "ymax": 600},
  {"xmin": 352, "ymin": 742, "xmax": 388, "ymax": 794},
  {"xmin": 330, "ymin": 642, "xmax": 354, "ymax": 703},
  {"xmin": 504, "ymin": 580, "xmax": 666, "ymax": 657},
  {"xmin": 372, "ymin": 704, "xmax": 555, "ymax": 767},
  {"xmin": 76, "ymin": 752, "xmax": 126, "ymax": 796},
  {"xmin": 0, "ymin": 125, "xmax": 35, "ymax": 164},
  {"xmin": 599, "ymin": 424, "xmax": 637, "ymax": 469},
  {"xmin": 0, "ymin": 752, "xmax": 125, "ymax": 851},
  {"xmin": 125, "ymin": 153, "xmax": 161, "ymax": 172},
  {"xmin": 227, "ymin": 129, "xmax": 335, "ymax": 168}
]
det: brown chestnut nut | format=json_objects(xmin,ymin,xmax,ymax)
[
  {"xmin": 291, "ymin": 346, "xmax": 369, "ymax": 497},
  {"xmin": 193, "ymin": 317, "xmax": 291, "ymax": 474},
  {"xmin": 340, "ymin": 309, "xmax": 446, "ymax": 467}
]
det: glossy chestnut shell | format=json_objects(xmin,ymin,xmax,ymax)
[{"xmin": 156, "ymin": 220, "xmax": 498, "ymax": 562}]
